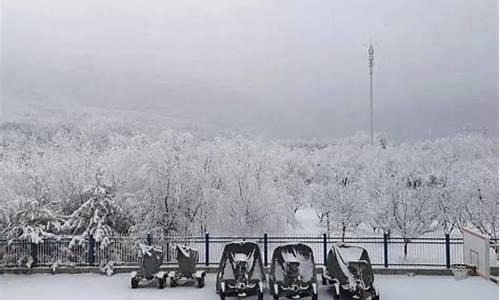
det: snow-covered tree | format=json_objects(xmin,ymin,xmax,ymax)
[
  {"xmin": 123, "ymin": 131, "xmax": 206, "ymax": 236},
  {"xmin": 211, "ymin": 138, "xmax": 289, "ymax": 235},
  {"xmin": 311, "ymin": 160, "xmax": 365, "ymax": 240},
  {"xmin": 63, "ymin": 171, "xmax": 130, "ymax": 247},
  {"xmin": 454, "ymin": 158, "xmax": 499, "ymax": 240},
  {"xmin": 0, "ymin": 113, "xmax": 497, "ymax": 240},
  {"xmin": 3, "ymin": 198, "xmax": 63, "ymax": 243},
  {"xmin": 390, "ymin": 174, "xmax": 438, "ymax": 256}
]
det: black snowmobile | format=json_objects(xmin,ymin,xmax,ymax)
[
  {"xmin": 130, "ymin": 243, "xmax": 167, "ymax": 289},
  {"xmin": 216, "ymin": 241, "xmax": 265, "ymax": 300},
  {"xmin": 269, "ymin": 243, "xmax": 318, "ymax": 300},
  {"xmin": 167, "ymin": 244, "xmax": 206, "ymax": 288},
  {"xmin": 321, "ymin": 243, "xmax": 379, "ymax": 300}
]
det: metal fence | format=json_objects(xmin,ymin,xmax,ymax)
[{"xmin": 1, "ymin": 233, "xmax": 497, "ymax": 269}]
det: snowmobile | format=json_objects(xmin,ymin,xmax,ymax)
[
  {"xmin": 216, "ymin": 241, "xmax": 265, "ymax": 300},
  {"xmin": 167, "ymin": 244, "xmax": 206, "ymax": 288},
  {"xmin": 321, "ymin": 243, "xmax": 379, "ymax": 300},
  {"xmin": 269, "ymin": 243, "xmax": 318, "ymax": 300},
  {"xmin": 130, "ymin": 243, "xmax": 167, "ymax": 289}
]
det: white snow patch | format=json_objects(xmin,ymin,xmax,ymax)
[
  {"xmin": 294, "ymin": 208, "xmax": 323, "ymax": 234},
  {"xmin": 336, "ymin": 246, "xmax": 364, "ymax": 262}
]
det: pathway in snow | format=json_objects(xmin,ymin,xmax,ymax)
[
  {"xmin": 293, "ymin": 207, "xmax": 376, "ymax": 236},
  {"xmin": 0, "ymin": 273, "xmax": 497, "ymax": 300},
  {"xmin": 294, "ymin": 207, "xmax": 323, "ymax": 234}
]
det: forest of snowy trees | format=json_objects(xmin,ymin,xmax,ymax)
[{"xmin": 0, "ymin": 115, "xmax": 497, "ymax": 247}]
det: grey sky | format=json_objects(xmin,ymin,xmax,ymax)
[{"xmin": 1, "ymin": 0, "xmax": 498, "ymax": 139}]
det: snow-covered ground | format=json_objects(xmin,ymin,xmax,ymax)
[
  {"xmin": 294, "ymin": 207, "xmax": 324, "ymax": 234},
  {"xmin": 0, "ymin": 273, "xmax": 497, "ymax": 300}
]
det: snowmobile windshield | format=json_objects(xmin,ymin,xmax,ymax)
[
  {"xmin": 218, "ymin": 241, "xmax": 265, "ymax": 281},
  {"xmin": 271, "ymin": 243, "xmax": 316, "ymax": 283}
]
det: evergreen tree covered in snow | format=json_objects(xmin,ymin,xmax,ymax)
[
  {"xmin": 63, "ymin": 171, "xmax": 130, "ymax": 247},
  {"xmin": 3, "ymin": 198, "xmax": 63, "ymax": 243}
]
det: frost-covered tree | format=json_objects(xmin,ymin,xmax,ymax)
[
  {"xmin": 278, "ymin": 149, "xmax": 311, "ymax": 214},
  {"xmin": 0, "ymin": 156, "xmax": 64, "ymax": 243},
  {"xmin": 311, "ymin": 163, "xmax": 365, "ymax": 240},
  {"xmin": 390, "ymin": 170, "xmax": 438, "ymax": 257},
  {"xmin": 364, "ymin": 146, "xmax": 439, "ymax": 257},
  {"xmin": 454, "ymin": 158, "xmax": 499, "ymax": 240},
  {"xmin": 0, "ymin": 114, "xmax": 498, "ymax": 240},
  {"xmin": 123, "ymin": 131, "xmax": 206, "ymax": 236},
  {"xmin": 0, "ymin": 207, "xmax": 8, "ymax": 231},
  {"xmin": 310, "ymin": 138, "xmax": 369, "ymax": 238},
  {"xmin": 272, "ymin": 149, "xmax": 314, "ymax": 232},
  {"xmin": 3, "ymin": 198, "xmax": 63, "ymax": 243},
  {"xmin": 63, "ymin": 171, "xmax": 130, "ymax": 247},
  {"xmin": 362, "ymin": 146, "xmax": 397, "ymax": 234},
  {"xmin": 428, "ymin": 174, "xmax": 456, "ymax": 234},
  {"xmin": 211, "ymin": 138, "xmax": 289, "ymax": 235}
]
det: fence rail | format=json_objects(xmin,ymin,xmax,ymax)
[{"xmin": 0, "ymin": 234, "xmax": 497, "ymax": 269}]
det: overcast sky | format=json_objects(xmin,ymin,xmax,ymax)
[{"xmin": 1, "ymin": 0, "xmax": 498, "ymax": 139}]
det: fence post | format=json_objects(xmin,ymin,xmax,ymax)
[
  {"xmin": 445, "ymin": 233, "xmax": 451, "ymax": 268},
  {"xmin": 146, "ymin": 233, "xmax": 152, "ymax": 246},
  {"xmin": 323, "ymin": 233, "xmax": 328, "ymax": 266},
  {"xmin": 264, "ymin": 233, "xmax": 268, "ymax": 267},
  {"xmin": 205, "ymin": 233, "xmax": 210, "ymax": 266},
  {"xmin": 88, "ymin": 236, "xmax": 96, "ymax": 265},
  {"xmin": 166, "ymin": 241, "xmax": 171, "ymax": 262},
  {"xmin": 383, "ymin": 233, "xmax": 389, "ymax": 268},
  {"xmin": 30, "ymin": 242, "xmax": 38, "ymax": 266}
]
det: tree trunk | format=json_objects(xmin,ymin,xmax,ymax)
[
  {"xmin": 342, "ymin": 225, "xmax": 346, "ymax": 242},
  {"xmin": 326, "ymin": 212, "xmax": 330, "ymax": 234}
]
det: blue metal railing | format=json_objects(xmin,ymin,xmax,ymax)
[{"xmin": 0, "ymin": 234, "xmax": 466, "ymax": 269}]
